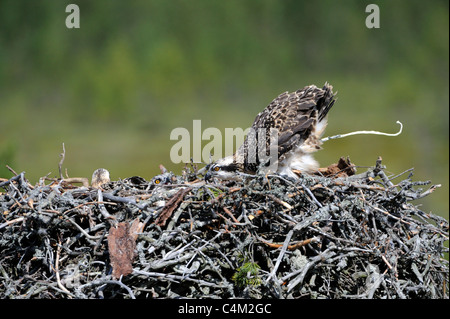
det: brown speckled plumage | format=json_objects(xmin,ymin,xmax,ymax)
[
  {"xmin": 206, "ymin": 82, "xmax": 336, "ymax": 180},
  {"xmin": 235, "ymin": 82, "xmax": 335, "ymax": 172}
]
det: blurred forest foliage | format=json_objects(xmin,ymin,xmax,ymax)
[{"xmin": 0, "ymin": 0, "xmax": 448, "ymax": 219}]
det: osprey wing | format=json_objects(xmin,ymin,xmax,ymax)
[{"xmin": 246, "ymin": 83, "xmax": 336, "ymax": 161}]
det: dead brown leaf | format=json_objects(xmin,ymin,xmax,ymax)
[{"xmin": 107, "ymin": 218, "xmax": 143, "ymax": 279}]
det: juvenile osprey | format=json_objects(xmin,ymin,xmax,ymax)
[{"xmin": 205, "ymin": 82, "xmax": 336, "ymax": 181}]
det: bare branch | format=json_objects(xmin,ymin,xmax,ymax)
[{"xmin": 322, "ymin": 120, "xmax": 403, "ymax": 142}]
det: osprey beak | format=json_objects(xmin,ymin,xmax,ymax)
[{"xmin": 204, "ymin": 171, "xmax": 212, "ymax": 182}]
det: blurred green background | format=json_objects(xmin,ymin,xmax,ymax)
[{"xmin": 0, "ymin": 0, "xmax": 448, "ymax": 220}]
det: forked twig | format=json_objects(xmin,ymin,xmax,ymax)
[{"xmin": 59, "ymin": 143, "xmax": 66, "ymax": 180}]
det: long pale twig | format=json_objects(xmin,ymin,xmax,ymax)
[
  {"xmin": 265, "ymin": 229, "xmax": 293, "ymax": 284},
  {"xmin": 55, "ymin": 238, "xmax": 73, "ymax": 297},
  {"xmin": 321, "ymin": 121, "xmax": 403, "ymax": 142}
]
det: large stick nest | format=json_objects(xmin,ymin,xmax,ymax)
[{"xmin": 0, "ymin": 157, "xmax": 448, "ymax": 299}]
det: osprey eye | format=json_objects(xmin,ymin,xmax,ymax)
[
  {"xmin": 214, "ymin": 166, "xmax": 220, "ymax": 172},
  {"xmin": 154, "ymin": 179, "xmax": 161, "ymax": 184}
]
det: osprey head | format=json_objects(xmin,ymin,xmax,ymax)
[
  {"xmin": 91, "ymin": 168, "xmax": 110, "ymax": 189},
  {"xmin": 204, "ymin": 156, "xmax": 241, "ymax": 182},
  {"xmin": 151, "ymin": 172, "xmax": 173, "ymax": 186}
]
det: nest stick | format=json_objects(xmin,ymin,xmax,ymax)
[{"xmin": 321, "ymin": 120, "xmax": 403, "ymax": 143}]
